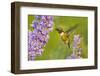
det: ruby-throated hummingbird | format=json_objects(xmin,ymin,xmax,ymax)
[{"xmin": 56, "ymin": 24, "xmax": 78, "ymax": 48}]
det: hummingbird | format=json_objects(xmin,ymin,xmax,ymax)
[{"xmin": 56, "ymin": 24, "xmax": 78, "ymax": 48}]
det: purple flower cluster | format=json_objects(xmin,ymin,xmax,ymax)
[
  {"xmin": 67, "ymin": 35, "xmax": 82, "ymax": 59},
  {"xmin": 73, "ymin": 35, "xmax": 81, "ymax": 49},
  {"xmin": 28, "ymin": 15, "xmax": 54, "ymax": 60}
]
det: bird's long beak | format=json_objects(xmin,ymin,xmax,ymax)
[
  {"xmin": 55, "ymin": 28, "xmax": 62, "ymax": 33},
  {"xmin": 55, "ymin": 28, "xmax": 59, "ymax": 31}
]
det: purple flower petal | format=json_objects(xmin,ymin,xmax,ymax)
[{"xmin": 28, "ymin": 15, "xmax": 54, "ymax": 60}]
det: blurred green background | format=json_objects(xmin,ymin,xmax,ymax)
[{"xmin": 28, "ymin": 15, "xmax": 88, "ymax": 60}]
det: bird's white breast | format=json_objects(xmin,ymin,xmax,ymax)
[{"xmin": 60, "ymin": 32, "xmax": 64, "ymax": 36}]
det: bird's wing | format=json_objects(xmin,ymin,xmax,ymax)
[{"xmin": 65, "ymin": 24, "xmax": 79, "ymax": 33}]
